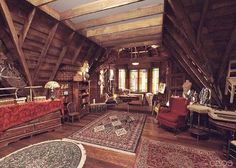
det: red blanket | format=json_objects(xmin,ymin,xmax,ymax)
[{"xmin": 0, "ymin": 100, "xmax": 64, "ymax": 132}]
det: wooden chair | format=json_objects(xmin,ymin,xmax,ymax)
[
  {"xmin": 67, "ymin": 102, "xmax": 80, "ymax": 123},
  {"xmin": 225, "ymin": 60, "xmax": 236, "ymax": 103}
]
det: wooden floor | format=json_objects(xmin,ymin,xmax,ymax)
[{"xmin": 0, "ymin": 110, "xmax": 226, "ymax": 168}]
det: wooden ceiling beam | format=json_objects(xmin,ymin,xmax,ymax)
[
  {"xmin": 168, "ymin": 0, "xmax": 213, "ymax": 80},
  {"xmin": 76, "ymin": 4, "xmax": 163, "ymax": 30},
  {"xmin": 49, "ymin": 32, "xmax": 75, "ymax": 81},
  {"xmin": 27, "ymin": 0, "xmax": 58, "ymax": 6},
  {"xmin": 85, "ymin": 16, "xmax": 162, "ymax": 37},
  {"xmin": 60, "ymin": 0, "xmax": 144, "ymax": 20},
  {"xmin": 217, "ymin": 25, "xmax": 236, "ymax": 82},
  {"xmin": 196, "ymin": 0, "xmax": 209, "ymax": 45},
  {"xmin": 164, "ymin": 35, "xmax": 222, "ymax": 105},
  {"xmin": 19, "ymin": 8, "xmax": 36, "ymax": 47},
  {"xmin": 33, "ymin": 23, "xmax": 59, "ymax": 83},
  {"xmin": 102, "ymin": 34, "xmax": 161, "ymax": 47},
  {"xmin": 0, "ymin": 0, "xmax": 33, "ymax": 85},
  {"xmin": 113, "ymin": 40, "xmax": 159, "ymax": 49},
  {"xmin": 94, "ymin": 26, "xmax": 162, "ymax": 43},
  {"xmin": 39, "ymin": 5, "xmax": 60, "ymax": 20}
]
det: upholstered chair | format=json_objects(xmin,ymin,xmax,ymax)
[{"xmin": 157, "ymin": 97, "xmax": 189, "ymax": 132}]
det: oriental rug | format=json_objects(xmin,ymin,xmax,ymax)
[
  {"xmin": 0, "ymin": 140, "xmax": 86, "ymax": 168},
  {"xmin": 135, "ymin": 138, "xmax": 233, "ymax": 168},
  {"xmin": 65, "ymin": 111, "xmax": 146, "ymax": 154}
]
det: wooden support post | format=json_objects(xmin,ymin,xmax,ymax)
[{"xmin": 0, "ymin": 0, "xmax": 33, "ymax": 85}]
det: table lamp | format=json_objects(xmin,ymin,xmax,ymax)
[{"xmin": 44, "ymin": 81, "xmax": 60, "ymax": 100}]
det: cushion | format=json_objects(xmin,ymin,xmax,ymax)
[{"xmin": 158, "ymin": 113, "xmax": 179, "ymax": 123}]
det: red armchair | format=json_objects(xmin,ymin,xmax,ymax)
[{"xmin": 157, "ymin": 97, "xmax": 189, "ymax": 131}]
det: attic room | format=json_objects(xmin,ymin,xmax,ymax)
[{"xmin": 0, "ymin": 0, "xmax": 235, "ymax": 167}]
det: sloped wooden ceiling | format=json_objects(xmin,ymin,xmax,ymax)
[
  {"xmin": 0, "ymin": 0, "xmax": 105, "ymax": 86},
  {"xmin": 163, "ymin": 0, "xmax": 236, "ymax": 106},
  {"xmin": 26, "ymin": 0, "xmax": 164, "ymax": 49}
]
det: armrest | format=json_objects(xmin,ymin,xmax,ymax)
[{"xmin": 159, "ymin": 107, "xmax": 170, "ymax": 113}]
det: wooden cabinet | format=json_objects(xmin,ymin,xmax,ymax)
[{"xmin": 73, "ymin": 81, "xmax": 90, "ymax": 117}]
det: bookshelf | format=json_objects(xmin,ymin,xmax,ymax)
[{"xmin": 72, "ymin": 80, "xmax": 90, "ymax": 117}]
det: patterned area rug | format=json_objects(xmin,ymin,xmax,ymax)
[
  {"xmin": 0, "ymin": 140, "xmax": 86, "ymax": 168},
  {"xmin": 135, "ymin": 138, "xmax": 232, "ymax": 168},
  {"xmin": 65, "ymin": 111, "xmax": 146, "ymax": 154}
]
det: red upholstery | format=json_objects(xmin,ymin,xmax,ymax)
[{"xmin": 157, "ymin": 97, "xmax": 189, "ymax": 129}]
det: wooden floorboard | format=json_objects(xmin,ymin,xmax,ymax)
[{"xmin": 0, "ymin": 109, "xmax": 226, "ymax": 167}]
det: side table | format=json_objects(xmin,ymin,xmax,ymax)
[
  {"xmin": 89, "ymin": 103, "xmax": 107, "ymax": 113},
  {"xmin": 187, "ymin": 104, "xmax": 211, "ymax": 142}
]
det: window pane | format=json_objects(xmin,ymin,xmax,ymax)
[
  {"xmin": 130, "ymin": 70, "xmax": 138, "ymax": 92},
  {"xmin": 118, "ymin": 69, "xmax": 126, "ymax": 89},
  {"xmin": 152, "ymin": 68, "xmax": 159, "ymax": 94},
  {"xmin": 139, "ymin": 69, "xmax": 148, "ymax": 92}
]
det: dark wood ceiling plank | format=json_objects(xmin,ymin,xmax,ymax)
[
  {"xmin": 19, "ymin": 8, "xmax": 36, "ymax": 47},
  {"xmin": 76, "ymin": 4, "xmax": 163, "ymax": 30},
  {"xmin": 168, "ymin": 0, "xmax": 213, "ymax": 81},
  {"xmin": 217, "ymin": 25, "xmax": 236, "ymax": 82},
  {"xmin": 72, "ymin": 39, "xmax": 85, "ymax": 64},
  {"xmin": 60, "ymin": 0, "xmax": 144, "ymax": 20},
  {"xmin": 49, "ymin": 32, "xmax": 75, "ymax": 81},
  {"xmin": 0, "ymin": 0, "xmax": 33, "ymax": 85},
  {"xmin": 33, "ymin": 23, "xmax": 59, "ymax": 83},
  {"xmin": 196, "ymin": 0, "xmax": 209, "ymax": 45}
]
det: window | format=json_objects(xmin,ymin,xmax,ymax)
[
  {"xmin": 139, "ymin": 69, "xmax": 148, "ymax": 92},
  {"xmin": 129, "ymin": 69, "xmax": 148, "ymax": 92},
  {"xmin": 118, "ymin": 69, "xmax": 126, "ymax": 89},
  {"xmin": 130, "ymin": 70, "xmax": 138, "ymax": 92},
  {"xmin": 152, "ymin": 68, "xmax": 159, "ymax": 94}
]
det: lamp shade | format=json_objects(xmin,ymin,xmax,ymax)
[{"xmin": 44, "ymin": 81, "xmax": 60, "ymax": 90}]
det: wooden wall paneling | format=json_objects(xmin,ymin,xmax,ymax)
[
  {"xmin": 89, "ymin": 47, "xmax": 103, "ymax": 66},
  {"xmin": 72, "ymin": 39, "xmax": 85, "ymax": 64},
  {"xmin": 49, "ymin": 32, "xmax": 75, "ymax": 81},
  {"xmin": 168, "ymin": 0, "xmax": 213, "ymax": 80},
  {"xmin": 19, "ymin": 8, "xmax": 36, "ymax": 47},
  {"xmin": 33, "ymin": 23, "xmax": 59, "ymax": 83},
  {"xmin": 60, "ymin": 0, "xmax": 144, "ymax": 20},
  {"xmin": 76, "ymin": 4, "xmax": 163, "ymax": 30},
  {"xmin": 164, "ymin": 33, "xmax": 221, "ymax": 105},
  {"xmin": 81, "ymin": 44, "xmax": 95, "ymax": 63},
  {"xmin": 0, "ymin": 0, "xmax": 33, "ymax": 85},
  {"xmin": 196, "ymin": 0, "xmax": 209, "ymax": 45}
]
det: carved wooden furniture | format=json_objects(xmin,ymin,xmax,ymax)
[
  {"xmin": 225, "ymin": 60, "xmax": 236, "ymax": 103},
  {"xmin": 89, "ymin": 103, "xmax": 107, "ymax": 113},
  {"xmin": 0, "ymin": 100, "xmax": 63, "ymax": 148},
  {"xmin": 66, "ymin": 102, "xmax": 80, "ymax": 123},
  {"xmin": 157, "ymin": 97, "xmax": 189, "ymax": 132},
  {"xmin": 72, "ymin": 80, "xmax": 90, "ymax": 119}
]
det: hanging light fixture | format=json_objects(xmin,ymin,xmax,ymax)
[{"xmin": 131, "ymin": 47, "xmax": 139, "ymax": 66}]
